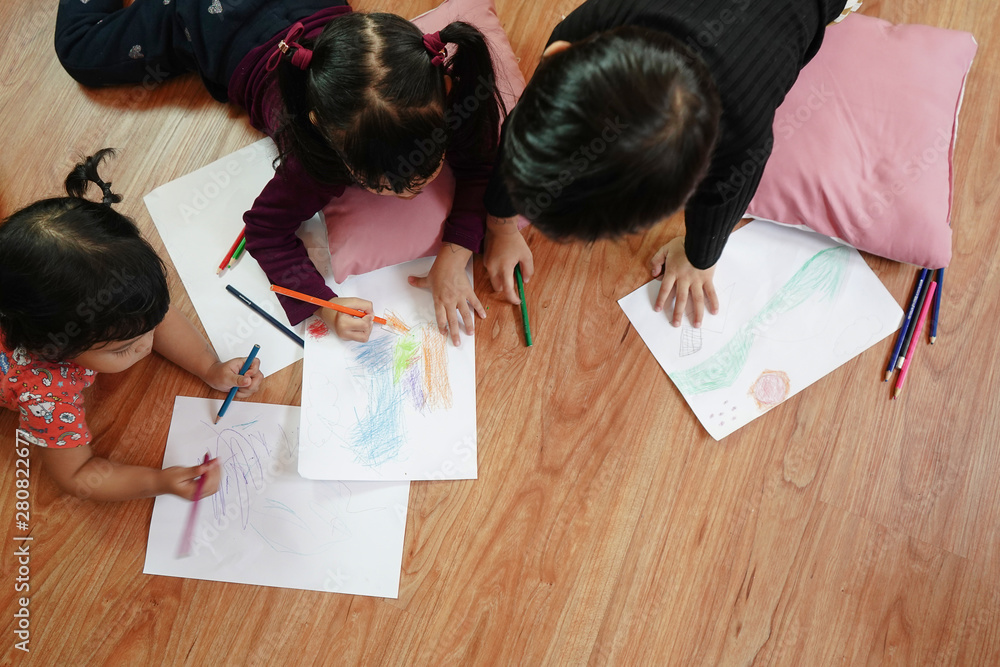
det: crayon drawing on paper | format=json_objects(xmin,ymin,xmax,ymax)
[
  {"xmin": 143, "ymin": 398, "xmax": 410, "ymax": 598},
  {"xmin": 299, "ymin": 257, "xmax": 478, "ymax": 481},
  {"xmin": 618, "ymin": 222, "xmax": 902, "ymax": 440}
]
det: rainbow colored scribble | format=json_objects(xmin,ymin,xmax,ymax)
[{"xmin": 348, "ymin": 315, "xmax": 452, "ymax": 467}]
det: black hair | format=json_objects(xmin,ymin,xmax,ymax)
[
  {"xmin": 501, "ymin": 27, "xmax": 722, "ymax": 241},
  {"xmin": 273, "ymin": 12, "xmax": 504, "ymax": 194},
  {"xmin": 0, "ymin": 149, "xmax": 170, "ymax": 361}
]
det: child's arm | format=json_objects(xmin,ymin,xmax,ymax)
[
  {"xmin": 408, "ymin": 243, "xmax": 486, "ymax": 347},
  {"xmin": 40, "ymin": 444, "xmax": 219, "ymax": 501},
  {"xmin": 152, "ymin": 306, "xmax": 264, "ymax": 397},
  {"xmin": 483, "ymin": 215, "xmax": 534, "ymax": 305},
  {"xmin": 410, "ymin": 149, "xmax": 493, "ymax": 346},
  {"xmin": 243, "ymin": 158, "xmax": 344, "ymax": 326}
]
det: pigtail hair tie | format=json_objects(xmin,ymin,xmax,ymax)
[
  {"xmin": 97, "ymin": 180, "xmax": 121, "ymax": 206},
  {"xmin": 422, "ymin": 31, "xmax": 448, "ymax": 68},
  {"xmin": 266, "ymin": 22, "xmax": 313, "ymax": 72}
]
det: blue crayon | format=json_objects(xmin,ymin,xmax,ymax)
[
  {"xmin": 885, "ymin": 268, "xmax": 928, "ymax": 381},
  {"xmin": 214, "ymin": 344, "xmax": 260, "ymax": 424},
  {"xmin": 226, "ymin": 284, "xmax": 304, "ymax": 348}
]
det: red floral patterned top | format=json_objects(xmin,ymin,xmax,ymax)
[{"xmin": 1, "ymin": 339, "xmax": 96, "ymax": 448}]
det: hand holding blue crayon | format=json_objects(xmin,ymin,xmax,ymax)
[{"xmin": 214, "ymin": 344, "xmax": 262, "ymax": 424}]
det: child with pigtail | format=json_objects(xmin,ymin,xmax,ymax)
[
  {"xmin": 56, "ymin": 1, "xmax": 527, "ymax": 346},
  {"xmin": 0, "ymin": 150, "xmax": 264, "ymax": 501}
]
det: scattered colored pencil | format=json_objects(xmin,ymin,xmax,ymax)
[
  {"xmin": 896, "ymin": 272, "xmax": 932, "ymax": 370},
  {"xmin": 214, "ymin": 343, "xmax": 260, "ymax": 424},
  {"xmin": 515, "ymin": 264, "xmax": 532, "ymax": 347},
  {"xmin": 225, "ymin": 284, "xmax": 304, "ymax": 348},
  {"xmin": 930, "ymin": 268, "xmax": 943, "ymax": 344},
  {"xmin": 886, "ymin": 268, "xmax": 928, "ymax": 381},
  {"xmin": 217, "ymin": 228, "xmax": 246, "ymax": 276},
  {"xmin": 270, "ymin": 285, "xmax": 388, "ymax": 325},
  {"xmin": 178, "ymin": 453, "xmax": 210, "ymax": 558},
  {"xmin": 227, "ymin": 237, "xmax": 247, "ymax": 268},
  {"xmin": 894, "ymin": 281, "xmax": 936, "ymax": 399}
]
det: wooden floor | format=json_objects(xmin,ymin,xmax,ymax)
[{"xmin": 2, "ymin": 0, "xmax": 999, "ymax": 664}]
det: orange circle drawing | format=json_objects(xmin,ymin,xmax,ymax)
[{"xmin": 749, "ymin": 370, "xmax": 791, "ymax": 409}]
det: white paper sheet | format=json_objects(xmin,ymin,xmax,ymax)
[
  {"xmin": 144, "ymin": 139, "xmax": 333, "ymax": 377},
  {"xmin": 300, "ymin": 257, "xmax": 478, "ymax": 481},
  {"xmin": 144, "ymin": 397, "xmax": 410, "ymax": 598},
  {"xmin": 619, "ymin": 222, "xmax": 902, "ymax": 440}
]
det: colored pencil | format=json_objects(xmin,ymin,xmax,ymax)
[
  {"xmin": 896, "ymin": 272, "xmax": 932, "ymax": 370},
  {"xmin": 894, "ymin": 281, "xmax": 936, "ymax": 399},
  {"xmin": 270, "ymin": 285, "xmax": 388, "ymax": 325},
  {"xmin": 515, "ymin": 264, "xmax": 532, "ymax": 347},
  {"xmin": 225, "ymin": 284, "xmax": 304, "ymax": 348},
  {"xmin": 216, "ymin": 228, "xmax": 245, "ymax": 276},
  {"xmin": 930, "ymin": 268, "xmax": 943, "ymax": 344},
  {"xmin": 214, "ymin": 344, "xmax": 260, "ymax": 424},
  {"xmin": 886, "ymin": 268, "xmax": 928, "ymax": 381},
  {"xmin": 227, "ymin": 237, "xmax": 247, "ymax": 268},
  {"xmin": 178, "ymin": 453, "xmax": 210, "ymax": 558}
]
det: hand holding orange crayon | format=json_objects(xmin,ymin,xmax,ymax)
[{"xmin": 270, "ymin": 285, "xmax": 409, "ymax": 337}]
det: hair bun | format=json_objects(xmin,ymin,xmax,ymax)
[{"xmin": 65, "ymin": 148, "xmax": 123, "ymax": 206}]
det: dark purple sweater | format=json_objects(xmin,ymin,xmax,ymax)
[{"xmin": 228, "ymin": 7, "xmax": 493, "ymax": 324}]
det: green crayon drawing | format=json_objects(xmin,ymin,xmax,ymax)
[
  {"xmin": 672, "ymin": 246, "xmax": 851, "ymax": 395},
  {"xmin": 392, "ymin": 332, "xmax": 421, "ymax": 384}
]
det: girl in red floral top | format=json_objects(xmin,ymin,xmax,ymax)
[{"xmin": 0, "ymin": 150, "xmax": 264, "ymax": 501}]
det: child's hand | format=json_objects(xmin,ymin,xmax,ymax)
[
  {"xmin": 650, "ymin": 236, "xmax": 720, "ymax": 328},
  {"xmin": 319, "ymin": 298, "xmax": 375, "ymax": 342},
  {"xmin": 160, "ymin": 459, "xmax": 221, "ymax": 500},
  {"xmin": 484, "ymin": 217, "xmax": 534, "ymax": 304},
  {"xmin": 409, "ymin": 243, "xmax": 486, "ymax": 347},
  {"xmin": 204, "ymin": 356, "xmax": 264, "ymax": 397}
]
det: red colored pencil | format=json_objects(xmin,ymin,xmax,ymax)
[
  {"xmin": 178, "ymin": 453, "xmax": 211, "ymax": 558},
  {"xmin": 217, "ymin": 228, "xmax": 246, "ymax": 276},
  {"xmin": 894, "ymin": 281, "xmax": 936, "ymax": 399}
]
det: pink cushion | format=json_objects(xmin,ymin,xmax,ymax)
[
  {"xmin": 745, "ymin": 14, "xmax": 977, "ymax": 269},
  {"xmin": 325, "ymin": 0, "xmax": 526, "ymax": 283}
]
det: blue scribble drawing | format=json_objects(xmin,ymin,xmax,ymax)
[
  {"xmin": 347, "ymin": 322, "xmax": 453, "ymax": 469},
  {"xmin": 350, "ymin": 335, "xmax": 409, "ymax": 468},
  {"xmin": 199, "ymin": 417, "xmax": 362, "ymax": 556},
  {"xmin": 210, "ymin": 419, "xmax": 294, "ymax": 530},
  {"xmin": 212, "ymin": 421, "xmax": 267, "ymax": 530}
]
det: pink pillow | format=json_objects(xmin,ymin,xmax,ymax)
[
  {"xmin": 325, "ymin": 0, "xmax": 527, "ymax": 283},
  {"xmin": 745, "ymin": 14, "xmax": 977, "ymax": 269}
]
